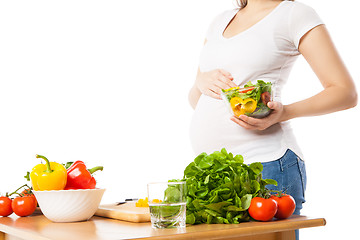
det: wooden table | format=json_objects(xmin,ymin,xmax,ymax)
[{"xmin": 0, "ymin": 212, "xmax": 325, "ymax": 240}]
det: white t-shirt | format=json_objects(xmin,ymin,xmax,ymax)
[{"xmin": 189, "ymin": 1, "xmax": 324, "ymax": 163}]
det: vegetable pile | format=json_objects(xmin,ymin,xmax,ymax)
[
  {"xmin": 30, "ymin": 154, "xmax": 103, "ymax": 191},
  {"xmin": 0, "ymin": 154, "xmax": 104, "ymax": 218},
  {"xmin": 182, "ymin": 148, "xmax": 277, "ymax": 224},
  {"xmin": 222, "ymin": 80, "xmax": 272, "ymax": 119}
]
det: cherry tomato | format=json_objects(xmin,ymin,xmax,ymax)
[
  {"xmin": 11, "ymin": 196, "xmax": 37, "ymax": 217},
  {"xmin": 248, "ymin": 197, "xmax": 278, "ymax": 221},
  {"xmin": 261, "ymin": 91, "xmax": 271, "ymax": 105},
  {"xmin": 271, "ymin": 194, "xmax": 296, "ymax": 219},
  {"xmin": 0, "ymin": 196, "xmax": 13, "ymax": 217},
  {"xmin": 20, "ymin": 189, "xmax": 38, "ymax": 207}
]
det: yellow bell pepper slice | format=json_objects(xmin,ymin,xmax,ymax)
[
  {"xmin": 242, "ymin": 98, "xmax": 257, "ymax": 114},
  {"xmin": 223, "ymin": 86, "xmax": 239, "ymax": 92},
  {"xmin": 230, "ymin": 97, "xmax": 257, "ymax": 117},
  {"xmin": 30, "ymin": 155, "xmax": 67, "ymax": 191},
  {"xmin": 229, "ymin": 97, "xmax": 242, "ymax": 109},
  {"xmin": 136, "ymin": 197, "xmax": 149, "ymax": 207},
  {"xmin": 135, "ymin": 197, "xmax": 163, "ymax": 207},
  {"xmin": 151, "ymin": 199, "xmax": 163, "ymax": 204}
]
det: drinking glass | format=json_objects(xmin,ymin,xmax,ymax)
[{"xmin": 147, "ymin": 181, "xmax": 186, "ymax": 228}]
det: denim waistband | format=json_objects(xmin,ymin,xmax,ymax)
[{"xmin": 262, "ymin": 149, "xmax": 303, "ymax": 172}]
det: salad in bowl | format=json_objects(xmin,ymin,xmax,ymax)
[{"xmin": 221, "ymin": 80, "xmax": 273, "ymax": 119}]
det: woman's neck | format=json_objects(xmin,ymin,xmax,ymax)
[{"xmin": 244, "ymin": 0, "xmax": 281, "ymax": 11}]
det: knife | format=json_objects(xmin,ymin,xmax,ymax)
[{"xmin": 116, "ymin": 198, "xmax": 139, "ymax": 205}]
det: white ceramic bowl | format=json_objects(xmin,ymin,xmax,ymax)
[{"xmin": 33, "ymin": 188, "xmax": 105, "ymax": 222}]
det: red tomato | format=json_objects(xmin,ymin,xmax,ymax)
[
  {"xmin": 11, "ymin": 196, "xmax": 37, "ymax": 217},
  {"xmin": 248, "ymin": 197, "xmax": 278, "ymax": 221},
  {"xmin": 0, "ymin": 196, "xmax": 13, "ymax": 217},
  {"xmin": 271, "ymin": 194, "xmax": 296, "ymax": 219},
  {"xmin": 261, "ymin": 92, "xmax": 271, "ymax": 105},
  {"xmin": 20, "ymin": 189, "xmax": 38, "ymax": 207}
]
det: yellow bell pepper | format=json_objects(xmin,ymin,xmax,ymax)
[
  {"xmin": 30, "ymin": 154, "xmax": 67, "ymax": 191},
  {"xmin": 230, "ymin": 97, "xmax": 257, "ymax": 117}
]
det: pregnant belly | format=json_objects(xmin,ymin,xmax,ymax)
[{"xmin": 189, "ymin": 95, "xmax": 283, "ymax": 161}]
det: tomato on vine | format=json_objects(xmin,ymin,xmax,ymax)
[
  {"xmin": 11, "ymin": 196, "xmax": 37, "ymax": 217},
  {"xmin": 20, "ymin": 189, "xmax": 37, "ymax": 207},
  {"xmin": 1, "ymin": 184, "xmax": 38, "ymax": 218},
  {"xmin": 248, "ymin": 197, "xmax": 278, "ymax": 221},
  {"xmin": 270, "ymin": 194, "xmax": 296, "ymax": 219},
  {"xmin": 0, "ymin": 196, "xmax": 13, "ymax": 217}
]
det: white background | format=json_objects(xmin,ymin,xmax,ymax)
[{"xmin": 0, "ymin": 0, "xmax": 359, "ymax": 239}]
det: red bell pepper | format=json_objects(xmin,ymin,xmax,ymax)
[
  {"xmin": 238, "ymin": 86, "xmax": 255, "ymax": 93},
  {"xmin": 64, "ymin": 161, "xmax": 103, "ymax": 190}
]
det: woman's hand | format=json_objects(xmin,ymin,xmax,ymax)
[
  {"xmin": 195, "ymin": 69, "xmax": 237, "ymax": 100},
  {"xmin": 230, "ymin": 101, "xmax": 285, "ymax": 130}
]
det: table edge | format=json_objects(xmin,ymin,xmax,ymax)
[{"xmin": 133, "ymin": 216, "xmax": 326, "ymax": 240}]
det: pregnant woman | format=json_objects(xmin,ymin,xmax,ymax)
[{"xmin": 188, "ymin": 0, "xmax": 357, "ymax": 239}]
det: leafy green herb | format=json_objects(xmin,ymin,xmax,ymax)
[
  {"xmin": 168, "ymin": 148, "xmax": 277, "ymax": 225},
  {"xmin": 222, "ymin": 80, "xmax": 272, "ymax": 103},
  {"xmin": 62, "ymin": 161, "xmax": 74, "ymax": 169},
  {"xmin": 24, "ymin": 171, "xmax": 30, "ymax": 181}
]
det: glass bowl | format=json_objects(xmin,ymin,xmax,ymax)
[{"xmin": 221, "ymin": 80, "xmax": 273, "ymax": 119}]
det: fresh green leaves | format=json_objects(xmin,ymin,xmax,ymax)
[
  {"xmin": 223, "ymin": 80, "xmax": 272, "ymax": 102},
  {"xmin": 62, "ymin": 161, "xmax": 74, "ymax": 169},
  {"xmin": 182, "ymin": 148, "xmax": 277, "ymax": 225},
  {"xmin": 24, "ymin": 171, "xmax": 30, "ymax": 181}
]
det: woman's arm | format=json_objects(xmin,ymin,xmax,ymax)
[
  {"xmin": 231, "ymin": 25, "xmax": 357, "ymax": 130},
  {"xmin": 283, "ymin": 25, "xmax": 357, "ymax": 120}
]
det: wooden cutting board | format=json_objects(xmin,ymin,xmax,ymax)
[{"xmin": 94, "ymin": 202, "xmax": 150, "ymax": 223}]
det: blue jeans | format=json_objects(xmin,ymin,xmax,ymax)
[{"xmin": 261, "ymin": 149, "xmax": 307, "ymax": 240}]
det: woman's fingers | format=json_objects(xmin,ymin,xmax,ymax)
[
  {"xmin": 214, "ymin": 80, "xmax": 231, "ymax": 93},
  {"xmin": 205, "ymin": 88, "xmax": 222, "ymax": 100},
  {"xmin": 196, "ymin": 69, "xmax": 236, "ymax": 99},
  {"xmin": 211, "ymin": 75, "xmax": 233, "ymax": 95},
  {"xmin": 218, "ymin": 70, "xmax": 237, "ymax": 88},
  {"xmin": 230, "ymin": 116, "xmax": 256, "ymax": 130},
  {"xmin": 208, "ymin": 84, "xmax": 223, "ymax": 97},
  {"xmin": 212, "ymin": 71, "xmax": 237, "ymax": 95},
  {"xmin": 231, "ymin": 115, "xmax": 269, "ymax": 131},
  {"xmin": 238, "ymin": 115, "xmax": 262, "ymax": 126},
  {"xmin": 219, "ymin": 69, "xmax": 233, "ymax": 79},
  {"xmin": 217, "ymin": 75, "xmax": 237, "ymax": 89}
]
